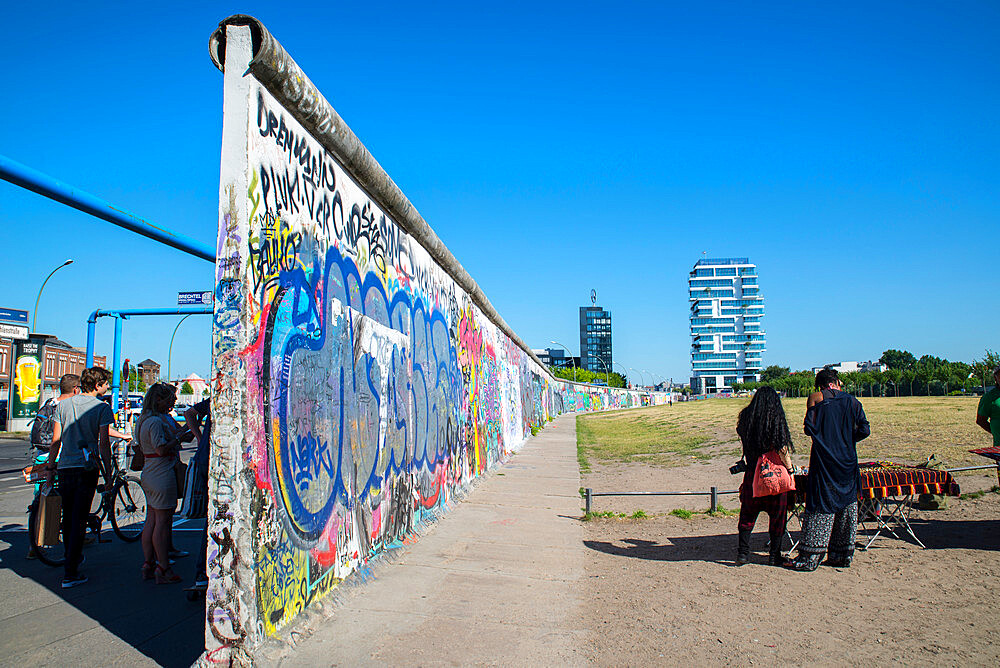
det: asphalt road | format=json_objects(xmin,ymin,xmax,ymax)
[
  {"xmin": 0, "ymin": 437, "xmax": 33, "ymax": 526},
  {"xmin": 0, "ymin": 436, "xmax": 196, "ymax": 528}
]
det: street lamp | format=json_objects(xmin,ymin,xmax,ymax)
[
  {"xmin": 630, "ymin": 367, "xmax": 646, "ymax": 388},
  {"xmin": 550, "ymin": 340, "xmax": 577, "ymax": 382},
  {"xmin": 614, "ymin": 362, "xmax": 630, "ymax": 388},
  {"xmin": 32, "ymin": 259, "xmax": 73, "ymax": 333},
  {"xmin": 167, "ymin": 314, "xmax": 193, "ymax": 382},
  {"xmin": 643, "ymin": 369, "xmax": 656, "ymax": 389},
  {"xmin": 595, "ymin": 355, "xmax": 610, "ymax": 386}
]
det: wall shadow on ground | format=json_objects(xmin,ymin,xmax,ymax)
[
  {"xmin": 0, "ymin": 524, "xmax": 205, "ymax": 667},
  {"xmin": 583, "ymin": 517, "xmax": 1000, "ymax": 566},
  {"xmin": 583, "ymin": 534, "xmax": 736, "ymax": 565}
]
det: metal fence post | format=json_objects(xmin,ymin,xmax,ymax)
[
  {"xmin": 710, "ymin": 486, "xmax": 718, "ymax": 513},
  {"xmin": 585, "ymin": 488, "xmax": 592, "ymax": 514}
]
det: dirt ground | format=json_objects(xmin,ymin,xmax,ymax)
[{"xmin": 579, "ymin": 462, "xmax": 1000, "ymax": 666}]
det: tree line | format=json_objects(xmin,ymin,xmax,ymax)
[
  {"xmin": 731, "ymin": 348, "xmax": 999, "ymax": 398},
  {"xmin": 548, "ymin": 366, "xmax": 628, "ymax": 388}
]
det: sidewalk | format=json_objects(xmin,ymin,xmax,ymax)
[
  {"xmin": 0, "ymin": 481, "xmax": 206, "ymax": 668},
  {"xmin": 269, "ymin": 412, "xmax": 588, "ymax": 666}
]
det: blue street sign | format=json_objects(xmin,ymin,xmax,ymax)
[
  {"xmin": 178, "ymin": 291, "xmax": 214, "ymax": 306},
  {"xmin": 0, "ymin": 307, "xmax": 29, "ymax": 324}
]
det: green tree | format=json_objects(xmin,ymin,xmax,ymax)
[
  {"xmin": 918, "ymin": 354, "xmax": 943, "ymax": 367},
  {"xmin": 548, "ymin": 367, "xmax": 626, "ymax": 388},
  {"xmin": 760, "ymin": 365, "xmax": 790, "ymax": 382},
  {"xmin": 840, "ymin": 371, "xmax": 860, "ymax": 396},
  {"xmin": 883, "ymin": 368, "xmax": 901, "ymax": 397},
  {"xmin": 971, "ymin": 349, "xmax": 1000, "ymax": 391},
  {"xmin": 180, "ymin": 381, "xmax": 194, "ymax": 395},
  {"xmin": 879, "ymin": 349, "xmax": 916, "ymax": 370},
  {"xmin": 934, "ymin": 364, "xmax": 956, "ymax": 394},
  {"xmin": 915, "ymin": 364, "xmax": 934, "ymax": 396},
  {"xmin": 867, "ymin": 370, "xmax": 883, "ymax": 397}
]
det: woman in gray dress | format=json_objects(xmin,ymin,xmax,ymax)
[{"xmin": 137, "ymin": 383, "xmax": 184, "ymax": 583}]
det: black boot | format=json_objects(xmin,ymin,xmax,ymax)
[
  {"xmin": 824, "ymin": 553, "xmax": 853, "ymax": 568},
  {"xmin": 736, "ymin": 530, "xmax": 751, "ymax": 566},
  {"xmin": 785, "ymin": 552, "xmax": 822, "ymax": 572},
  {"xmin": 768, "ymin": 546, "xmax": 786, "ymax": 567}
]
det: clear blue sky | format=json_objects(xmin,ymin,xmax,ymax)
[{"xmin": 2, "ymin": 2, "xmax": 997, "ymax": 384}]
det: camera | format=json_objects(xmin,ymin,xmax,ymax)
[{"xmin": 729, "ymin": 460, "xmax": 747, "ymax": 475}]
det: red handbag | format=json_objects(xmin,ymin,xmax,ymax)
[{"xmin": 752, "ymin": 451, "xmax": 795, "ymax": 497}]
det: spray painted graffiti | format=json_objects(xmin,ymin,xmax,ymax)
[{"xmin": 208, "ymin": 79, "xmax": 670, "ymax": 658}]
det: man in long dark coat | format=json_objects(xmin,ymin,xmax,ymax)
[{"xmin": 788, "ymin": 367, "xmax": 870, "ymax": 571}]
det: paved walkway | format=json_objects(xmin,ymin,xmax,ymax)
[
  {"xmin": 0, "ymin": 443, "xmax": 206, "ymax": 667},
  {"xmin": 270, "ymin": 412, "xmax": 587, "ymax": 666}
]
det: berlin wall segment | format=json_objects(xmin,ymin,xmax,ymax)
[{"xmin": 204, "ymin": 17, "xmax": 668, "ymax": 664}]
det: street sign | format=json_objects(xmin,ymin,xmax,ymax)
[
  {"xmin": 178, "ymin": 291, "xmax": 214, "ymax": 306},
  {"xmin": 0, "ymin": 322, "xmax": 29, "ymax": 340},
  {"xmin": 0, "ymin": 307, "xmax": 28, "ymax": 324}
]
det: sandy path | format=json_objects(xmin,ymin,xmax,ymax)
[{"xmin": 579, "ymin": 462, "xmax": 1000, "ymax": 666}]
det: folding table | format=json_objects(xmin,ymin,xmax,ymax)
[
  {"xmin": 969, "ymin": 446, "xmax": 1000, "ymax": 487},
  {"xmin": 783, "ymin": 463, "xmax": 960, "ymax": 553}
]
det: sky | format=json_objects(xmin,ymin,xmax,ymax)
[{"xmin": 1, "ymin": 1, "xmax": 997, "ymax": 385}]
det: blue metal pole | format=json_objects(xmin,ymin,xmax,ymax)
[
  {"xmin": 86, "ymin": 311, "xmax": 98, "ymax": 367},
  {"xmin": 85, "ymin": 306, "xmax": 213, "ymax": 377},
  {"xmin": 94, "ymin": 307, "xmax": 213, "ymax": 318},
  {"xmin": 112, "ymin": 315, "xmax": 123, "ymax": 415},
  {"xmin": 0, "ymin": 154, "xmax": 216, "ymax": 263}
]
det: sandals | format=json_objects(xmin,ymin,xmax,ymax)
[
  {"xmin": 155, "ymin": 564, "xmax": 182, "ymax": 584},
  {"xmin": 141, "ymin": 561, "xmax": 155, "ymax": 581}
]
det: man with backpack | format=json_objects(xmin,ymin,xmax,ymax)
[
  {"xmin": 30, "ymin": 374, "xmax": 81, "ymax": 452},
  {"xmin": 46, "ymin": 368, "xmax": 115, "ymax": 588},
  {"xmin": 27, "ymin": 375, "xmax": 82, "ymax": 560}
]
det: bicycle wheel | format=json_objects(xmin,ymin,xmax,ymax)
[
  {"xmin": 111, "ymin": 476, "xmax": 146, "ymax": 542},
  {"xmin": 28, "ymin": 498, "xmax": 65, "ymax": 567},
  {"xmin": 89, "ymin": 483, "xmax": 106, "ymax": 537}
]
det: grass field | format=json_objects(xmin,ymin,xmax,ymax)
[{"xmin": 577, "ymin": 396, "xmax": 989, "ymax": 469}]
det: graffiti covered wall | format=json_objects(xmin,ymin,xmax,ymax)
[{"xmin": 205, "ymin": 18, "xmax": 668, "ymax": 663}]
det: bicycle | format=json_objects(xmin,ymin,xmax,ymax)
[{"xmin": 26, "ymin": 438, "xmax": 147, "ymax": 566}]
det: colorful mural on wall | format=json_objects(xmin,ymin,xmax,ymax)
[{"xmin": 205, "ymin": 22, "xmax": 669, "ymax": 662}]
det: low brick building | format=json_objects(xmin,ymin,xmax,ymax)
[
  {"xmin": 138, "ymin": 358, "xmax": 161, "ymax": 386},
  {"xmin": 1, "ymin": 335, "xmax": 107, "ymax": 404}
]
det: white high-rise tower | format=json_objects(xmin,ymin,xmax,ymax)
[{"xmin": 689, "ymin": 257, "xmax": 765, "ymax": 394}]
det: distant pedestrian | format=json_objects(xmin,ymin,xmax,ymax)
[
  {"xmin": 136, "ymin": 383, "xmax": 185, "ymax": 584},
  {"xmin": 184, "ymin": 398, "xmax": 211, "ymax": 587},
  {"xmin": 47, "ymin": 367, "xmax": 115, "ymax": 588},
  {"xmin": 787, "ymin": 367, "xmax": 870, "ymax": 572},
  {"xmin": 734, "ymin": 386, "xmax": 797, "ymax": 566},
  {"xmin": 975, "ymin": 366, "xmax": 1000, "ymax": 447}
]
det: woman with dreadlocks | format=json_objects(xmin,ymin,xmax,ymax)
[{"xmin": 735, "ymin": 386, "xmax": 798, "ymax": 566}]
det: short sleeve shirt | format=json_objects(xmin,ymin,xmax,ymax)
[
  {"xmin": 978, "ymin": 387, "xmax": 1000, "ymax": 446},
  {"xmin": 54, "ymin": 394, "xmax": 114, "ymax": 469},
  {"xmin": 138, "ymin": 413, "xmax": 177, "ymax": 454}
]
